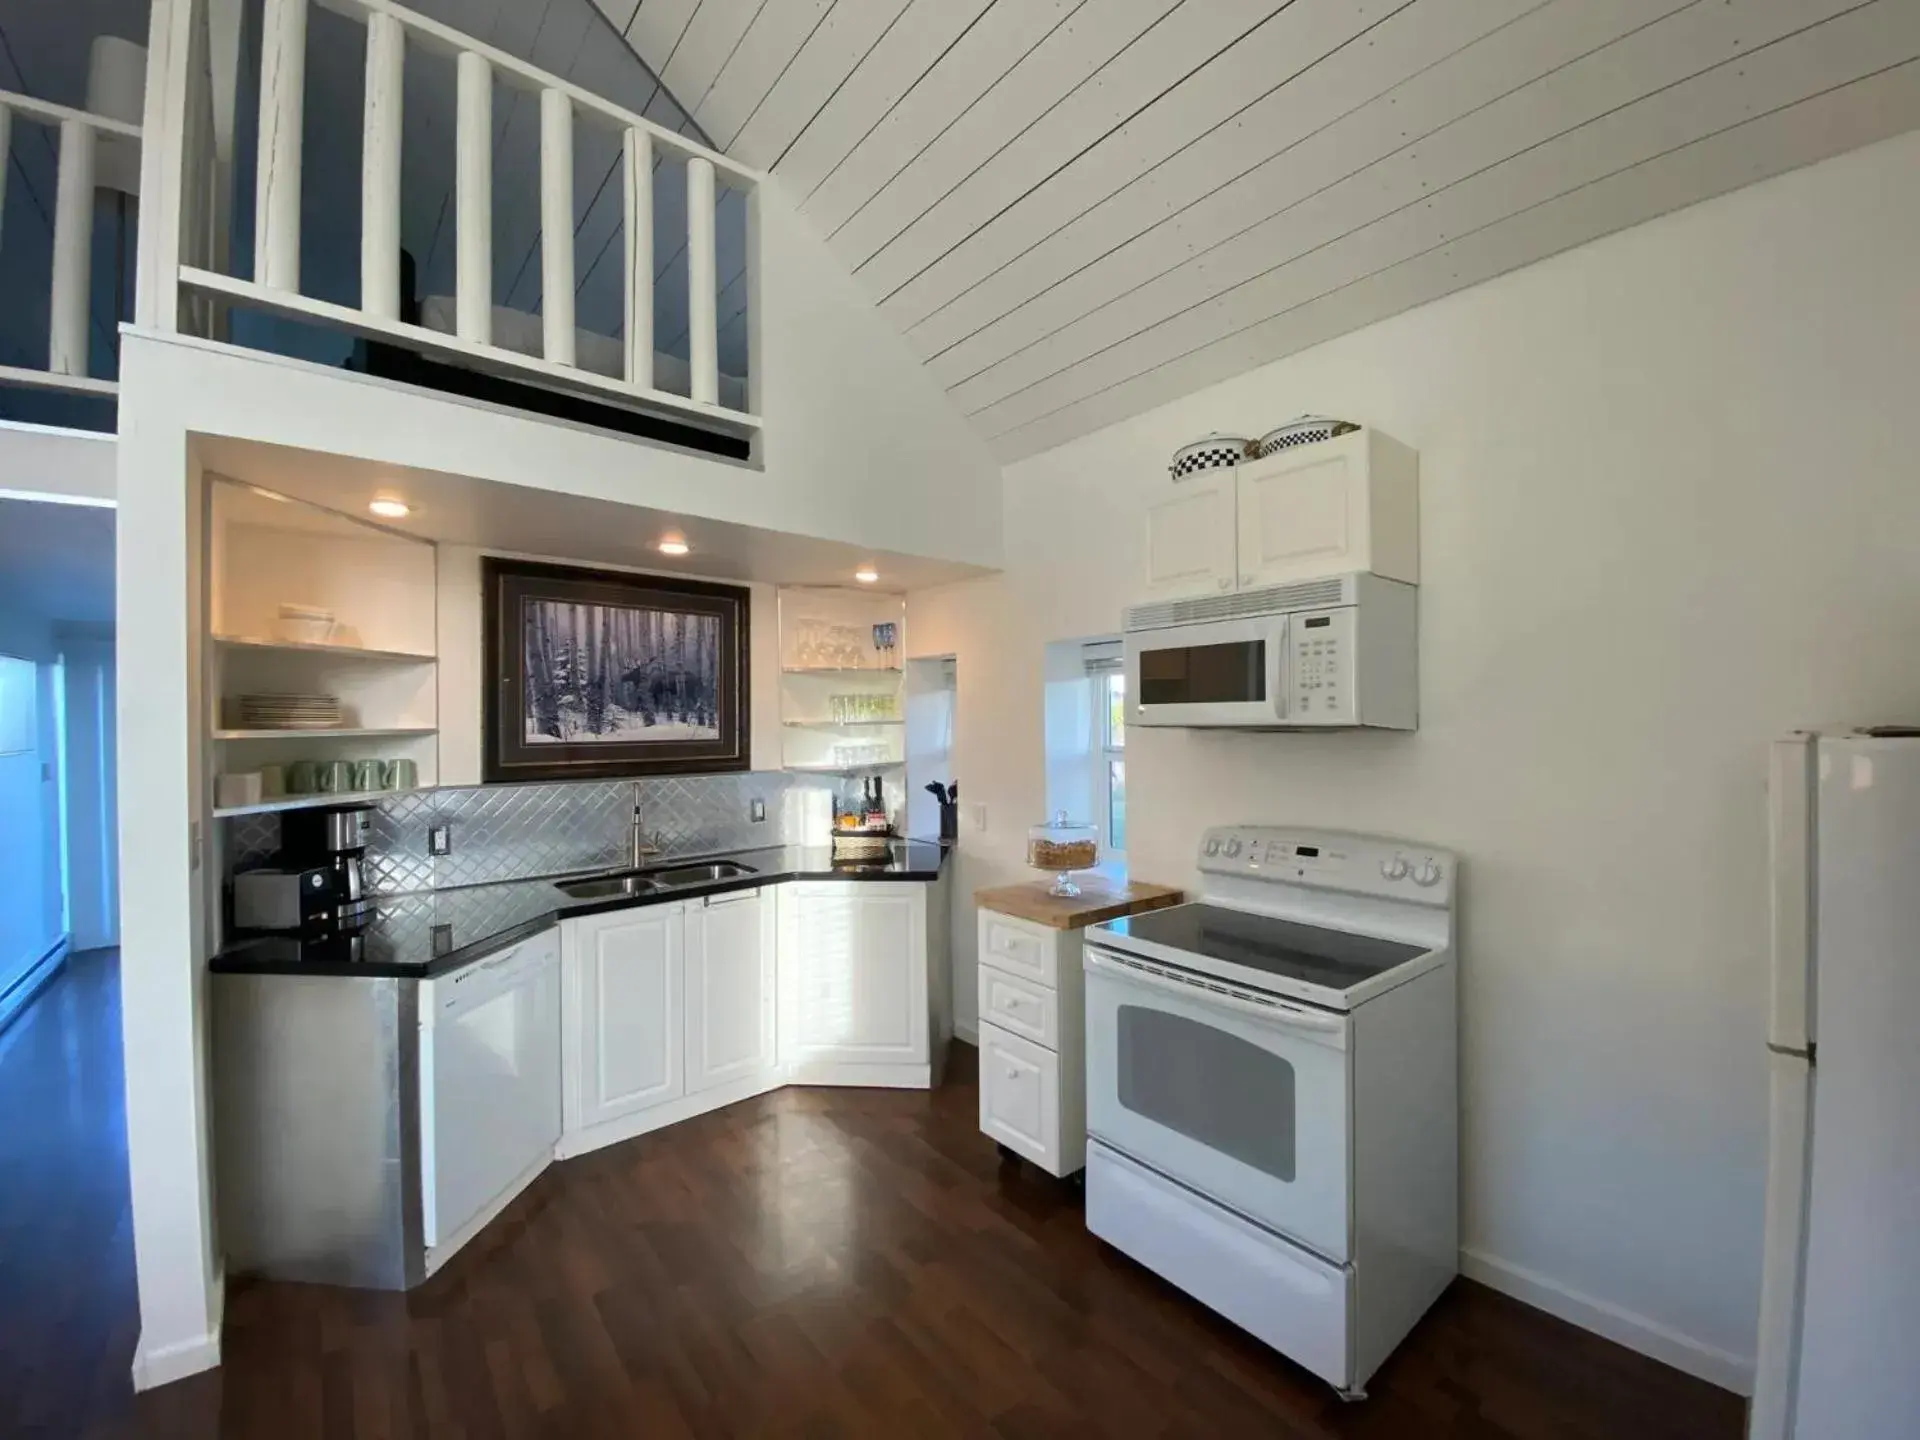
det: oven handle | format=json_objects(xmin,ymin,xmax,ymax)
[{"xmin": 1085, "ymin": 947, "xmax": 1349, "ymax": 1042}]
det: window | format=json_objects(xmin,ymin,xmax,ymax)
[{"xmin": 1100, "ymin": 671, "xmax": 1126, "ymax": 856}]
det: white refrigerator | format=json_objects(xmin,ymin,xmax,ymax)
[{"xmin": 1751, "ymin": 731, "xmax": 1920, "ymax": 1438}]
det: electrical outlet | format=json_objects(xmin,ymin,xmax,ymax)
[
  {"xmin": 971, "ymin": 803, "xmax": 987, "ymax": 833},
  {"xmin": 428, "ymin": 824, "xmax": 452, "ymax": 856},
  {"xmin": 749, "ymin": 798, "xmax": 767, "ymax": 823}
]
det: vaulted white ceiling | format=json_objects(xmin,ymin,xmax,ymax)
[{"xmin": 598, "ymin": 0, "xmax": 1920, "ymax": 461}]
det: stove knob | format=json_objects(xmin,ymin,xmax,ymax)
[
  {"xmin": 1203, "ymin": 838, "xmax": 1221, "ymax": 857},
  {"xmin": 1224, "ymin": 838, "xmax": 1243, "ymax": 858},
  {"xmin": 1381, "ymin": 855, "xmax": 1410, "ymax": 881},
  {"xmin": 1414, "ymin": 859, "xmax": 1443, "ymax": 887}
]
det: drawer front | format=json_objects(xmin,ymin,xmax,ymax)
[
  {"xmin": 978, "ymin": 1022, "xmax": 1059, "ymax": 1172},
  {"xmin": 978, "ymin": 910, "xmax": 1059, "ymax": 987},
  {"xmin": 978, "ymin": 963, "xmax": 1057, "ymax": 1049}
]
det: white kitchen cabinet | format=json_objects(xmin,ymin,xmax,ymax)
[
  {"xmin": 975, "ymin": 907, "xmax": 1088, "ymax": 1178},
  {"xmin": 1234, "ymin": 430, "xmax": 1418, "ymax": 590},
  {"xmin": 1138, "ymin": 430, "xmax": 1419, "ymax": 605},
  {"xmin": 778, "ymin": 881, "xmax": 930, "ymax": 1079},
  {"xmin": 1141, "ymin": 468, "xmax": 1239, "ymax": 603},
  {"xmin": 562, "ymin": 902, "xmax": 686, "ymax": 1132},
  {"xmin": 684, "ymin": 888, "xmax": 776, "ymax": 1095}
]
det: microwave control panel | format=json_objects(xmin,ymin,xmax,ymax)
[{"xmin": 1287, "ymin": 608, "xmax": 1357, "ymax": 723}]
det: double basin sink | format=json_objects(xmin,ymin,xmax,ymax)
[{"xmin": 554, "ymin": 859, "xmax": 757, "ymax": 901}]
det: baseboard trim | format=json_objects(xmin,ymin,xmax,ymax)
[
  {"xmin": 131, "ymin": 1279, "xmax": 225, "ymax": 1391},
  {"xmin": 953, "ymin": 1020, "xmax": 978, "ymax": 1045},
  {"xmin": 0, "ymin": 934, "xmax": 70, "ymax": 1035},
  {"xmin": 1460, "ymin": 1248, "xmax": 1753, "ymax": 1397}
]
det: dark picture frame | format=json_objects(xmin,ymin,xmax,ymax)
[{"xmin": 482, "ymin": 558, "xmax": 751, "ymax": 782}]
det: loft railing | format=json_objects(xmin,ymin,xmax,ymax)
[
  {"xmin": 140, "ymin": 0, "xmax": 761, "ymax": 434},
  {"xmin": 0, "ymin": 88, "xmax": 142, "ymax": 399}
]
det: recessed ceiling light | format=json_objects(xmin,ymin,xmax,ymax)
[
  {"xmin": 854, "ymin": 567, "xmax": 879, "ymax": 584},
  {"xmin": 658, "ymin": 535, "xmax": 691, "ymax": 556},
  {"xmin": 368, "ymin": 497, "xmax": 411, "ymax": 519}
]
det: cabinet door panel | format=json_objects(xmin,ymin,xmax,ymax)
[
  {"xmin": 686, "ymin": 893, "xmax": 773, "ymax": 1093},
  {"xmin": 1236, "ymin": 440, "xmax": 1364, "ymax": 589},
  {"xmin": 979, "ymin": 1021, "xmax": 1058, "ymax": 1169},
  {"xmin": 1142, "ymin": 472, "xmax": 1236, "ymax": 602},
  {"xmin": 781, "ymin": 884, "xmax": 927, "ymax": 1066},
  {"xmin": 571, "ymin": 907, "xmax": 684, "ymax": 1128}
]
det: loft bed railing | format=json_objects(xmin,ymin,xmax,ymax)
[
  {"xmin": 139, "ymin": 0, "xmax": 762, "ymax": 439},
  {"xmin": 0, "ymin": 86, "xmax": 142, "ymax": 400}
]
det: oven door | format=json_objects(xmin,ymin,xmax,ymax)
[
  {"xmin": 1086, "ymin": 946, "xmax": 1351, "ymax": 1261},
  {"xmin": 1125, "ymin": 614, "xmax": 1286, "ymax": 727}
]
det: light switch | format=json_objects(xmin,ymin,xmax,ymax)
[
  {"xmin": 749, "ymin": 798, "xmax": 767, "ymax": 823},
  {"xmin": 971, "ymin": 803, "xmax": 987, "ymax": 832}
]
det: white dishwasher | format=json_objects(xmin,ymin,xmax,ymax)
[{"xmin": 417, "ymin": 929, "xmax": 562, "ymax": 1269}]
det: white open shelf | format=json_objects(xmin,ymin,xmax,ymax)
[
  {"xmin": 214, "ymin": 726, "xmax": 438, "ymax": 741},
  {"xmin": 212, "ymin": 787, "xmax": 429, "ymax": 819},
  {"xmin": 213, "ymin": 634, "xmax": 437, "ymax": 663}
]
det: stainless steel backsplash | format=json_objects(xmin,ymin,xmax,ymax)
[{"xmin": 224, "ymin": 771, "xmax": 868, "ymax": 895}]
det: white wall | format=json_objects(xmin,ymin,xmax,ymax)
[
  {"xmin": 60, "ymin": 628, "xmax": 119, "ymax": 951},
  {"xmin": 909, "ymin": 128, "xmax": 1920, "ymax": 1393},
  {"xmin": 0, "ymin": 421, "xmax": 117, "ymax": 503},
  {"xmin": 0, "ymin": 608, "xmax": 64, "ymax": 996}
]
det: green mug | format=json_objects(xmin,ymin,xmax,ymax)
[
  {"xmin": 286, "ymin": 761, "xmax": 319, "ymax": 794},
  {"xmin": 318, "ymin": 760, "xmax": 353, "ymax": 794},
  {"xmin": 351, "ymin": 759, "xmax": 384, "ymax": 794},
  {"xmin": 385, "ymin": 758, "xmax": 418, "ymax": 791}
]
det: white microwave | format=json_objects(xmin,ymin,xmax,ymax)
[{"xmin": 1123, "ymin": 573, "xmax": 1416, "ymax": 730}]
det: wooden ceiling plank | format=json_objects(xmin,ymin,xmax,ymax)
[
  {"xmin": 990, "ymin": 60, "xmax": 1920, "ymax": 459},
  {"xmin": 727, "ymin": 0, "xmax": 914, "ymax": 171},
  {"xmin": 698, "ymin": 0, "xmax": 836, "ymax": 152},
  {"xmin": 856, "ymin": 0, "xmax": 1291, "ymax": 307},
  {"xmin": 880, "ymin": 0, "xmax": 1429, "ymax": 334},
  {"xmin": 665, "ymin": 0, "xmax": 765, "ymax": 116},
  {"xmin": 801, "ymin": 0, "xmax": 1081, "ymax": 238},
  {"xmin": 626, "ymin": 0, "xmax": 703, "ymax": 77},
  {"xmin": 920, "ymin": 0, "xmax": 1692, "ymax": 384},
  {"xmin": 947, "ymin": 0, "xmax": 1857, "ymax": 410},
  {"xmin": 771, "ymin": 0, "xmax": 993, "ymax": 201},
  {"xmin": 971, "ymin": 3, "xmax": 1920, "ymax": 437},
  {"xmin": 830, "ymin": 0, "xmax": 1183, "ymax": 270}
]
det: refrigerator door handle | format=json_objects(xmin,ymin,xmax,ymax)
[{"xmin": 1769, "ymin": 736, "xmax": 1815, "ymax": 1052}]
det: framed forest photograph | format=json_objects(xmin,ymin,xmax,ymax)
[{"xmin": 482, "ymin": 558, "xmax": 751, "ymax": 782}]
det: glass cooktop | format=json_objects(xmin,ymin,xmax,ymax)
[{"xmin": 1097, "ymin": 903, "xmax": 1428, "ymax": 995}]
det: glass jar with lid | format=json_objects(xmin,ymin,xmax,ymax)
[{"xmin": 1028, "ymin": 812, "xmax": 1098, "ymax": 896}]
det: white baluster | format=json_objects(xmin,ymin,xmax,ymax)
[
  {"xmin": 361, "ymin": 11, "xmax": 403, "ymax": 319},
  {"xmin": 622, "ymin": 126, "xmax": 654, "ymax": 390},
  {"xmin": 539, "ymin": 87, "xmax": 574, "ymax": 366},
  {"xmin": 686, "ymin": 155, "xmax": 717, "ymax": 407},
  {"xmin": 455, "ymin": 50, "xmax": 491, "ymax": 345},
  {"xmin": 254, "ymin": 0, "xmax": 306, "ymax": 291},
  {"xmin": 50, "ymin": 119, "xmax": 96, "ymax": 376}
]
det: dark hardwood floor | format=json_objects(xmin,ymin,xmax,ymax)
[{"xmin": 4, "ymin": 952, "xmax": 1744, "ymax": 1439}]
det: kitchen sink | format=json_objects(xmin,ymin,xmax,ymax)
[
  {"xmin": 645, "ymin": 861, "xmax": 757, "ymax": 887},
  {"xmin": 554, "ymin": 872, "xmax": 665, "ymax": 900}
]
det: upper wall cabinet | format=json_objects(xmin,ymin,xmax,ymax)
[{"xmin": 1141, "ymin": 430, "xmax": 1418, "ymax": 603}]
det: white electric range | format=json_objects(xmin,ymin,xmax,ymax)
[{"xmin": 1082, "ymin": 826, "xmax": 1459, "ymax": 1400}]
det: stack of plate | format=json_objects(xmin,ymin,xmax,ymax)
[{"xmin": 232, "ymin": 693, "xmax": 343, "ymax": 730}]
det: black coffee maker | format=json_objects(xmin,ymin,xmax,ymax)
[{"xmin": 280, "ymin": 804, "xmax": 375, "ymax": 927}]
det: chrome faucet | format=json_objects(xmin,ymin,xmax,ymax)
[{"xmin": 630, "ymin": 802, "xmax": 662, "ymax": 870}]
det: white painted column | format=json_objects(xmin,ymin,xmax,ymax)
[
  {"xmin": 455, "ymin": 50, "xmax": 491, "ymax": 344},
  {"xmin": 0, "ymin": 105, "xmax": 12, "ymax": 255},
  {"xmin": 686, "ymin": 156, "xmax": 718, "ymax": 406},
  {"xmin": 361, "ymin": 11, "xmax": 403, "ymax": 319},
  {"xmin": 50, "ymin": 119, "xmax": 97, "ymax": 376},
  {"xmin": 253, "ymin": 0, "xmax": 306, "ymax": 291},
  {"xmin": 622, "ymin": 127, "xmax": 654, "ymax": 390},
  {"xmin": 539, "ymin": 87, "xmax": 574, "ymax": 366}
]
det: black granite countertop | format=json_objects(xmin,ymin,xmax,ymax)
[{"xmin": 210, "ymin": 841, "xmax": 950, "ymax": 980}]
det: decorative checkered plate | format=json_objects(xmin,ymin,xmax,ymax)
[
  {"xmin": 1169, "ymin": 433, "xmax": 1253, "ymax": 479},
  {"xmin": 1254, "ymin": 416, "xmax": 1359, "ymax": 456}
]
